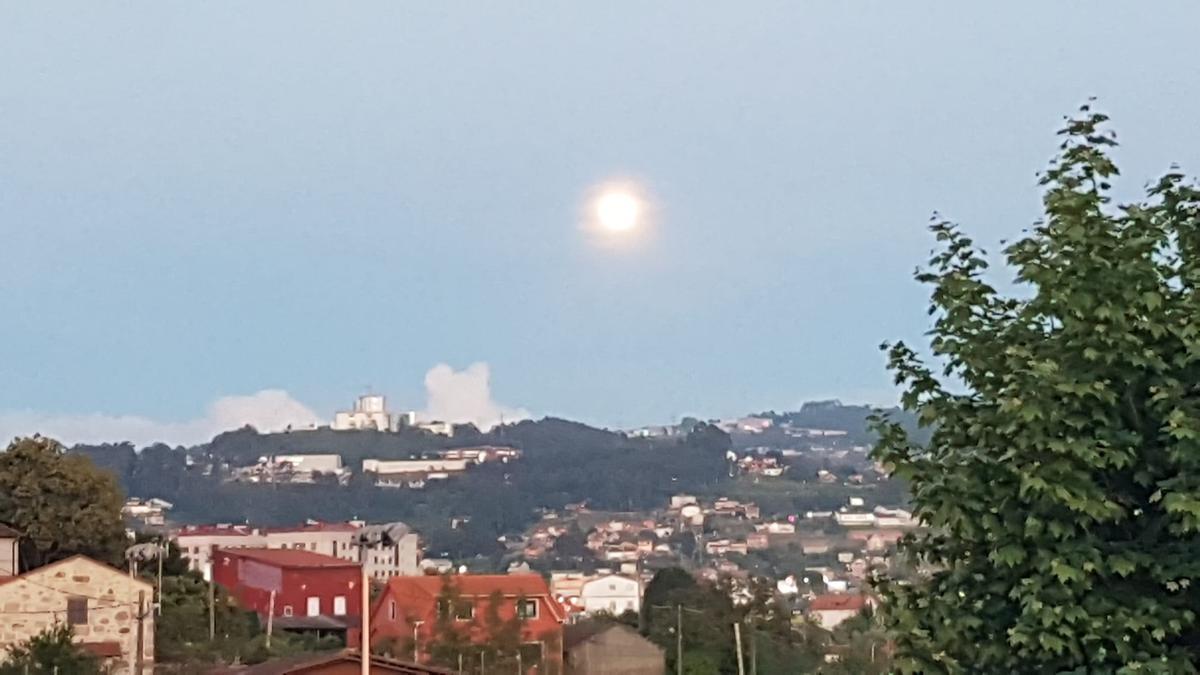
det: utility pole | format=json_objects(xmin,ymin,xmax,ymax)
[
  {"xmin": 361, "ymin": 566, "xmax": 370, "ymax": 675},
  {"xmin": 676, "ymin": 605, "xmax": 683, "ymax": 675},
  {"xmin": 156, "ymin": 539, "xmax": 164, "ymax": 616},
  {"xmin": 135, "ymin": 591, "xmax": 146, "ymax": 674},
  {"xmin": 750, "ymin": 629, "xmax": 758, "ymax": 675},
  {"xmin": 208, "ymin": 578, "xmax": 216, "ymax": 641},
  {"xmin": 266, "ymin": 591, "xmax": 276, "ymax": 649},
  {"xmin": 733, "ymin": 622, "xmax": 745, "ymax": 675}
]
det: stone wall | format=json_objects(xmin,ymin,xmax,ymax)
[{"xmin": 0, "ymin": 556, "xmax": 154, "ymax": 674}]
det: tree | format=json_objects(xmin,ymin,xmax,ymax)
[
  {"xmin": 0, "ymin": 436, "xmax": 126, "ymax": 569},
  {"xmin": 0, "ymin": 624, "xmax": 101, "ymax": 675},
  {"xmin": 873, "ymin": 104, "xmax": 1200, "ymax": 672}
]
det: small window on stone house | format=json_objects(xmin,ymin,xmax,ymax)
[{"xmin": 67, "ymin": 598, "xmax": 88, "ymax": 625}]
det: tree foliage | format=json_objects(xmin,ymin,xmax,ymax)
[
  {"xmin": 0, "ymin": 436, "xmax": 126, "ymax": 569},
  {"xmin": 0, "ymin": 624, "xmax": 101, "ymax": 675},
  {"xmin": 874, "ymin": 105, "xmax": 1200, "ymax": 672}
]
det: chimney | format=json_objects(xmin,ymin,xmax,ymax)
[{"xmin": 0, "ymin": 524, "xmax": 19, "ymax": 577}]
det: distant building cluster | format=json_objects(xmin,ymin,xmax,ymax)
[{"xmin": 330, "ymin": 394, "xmax": 453, "ymax": 436}]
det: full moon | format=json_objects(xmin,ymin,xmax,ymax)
[
  {"xmin": 594, "ymin": 189, "xmax": 642, "ymax": 233},
  {"xmin": 583, "ymin": 180, "xmax": 653, "ymax": 242}
]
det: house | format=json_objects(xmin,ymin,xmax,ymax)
[
  {"xmin": 564, "ymin": 622, "xmax": 664, "ymax": 675},
  {"xmin": 212, "ymin": 548, "xmax": 363, "ymax": 641},
  {"xmin": 210, "ymin": 649, "xmax": 454, "ymax": 674},
  {"xmin": 121, "ymin": 498, "xmax": 174, "ymax": 526},
  {"xmin": 745, "ymin": 533, "xmax": 769, "ymax": 551},
  {"xmin": 807, "ymin": 594, "xmax": 867, "ymax": 629},
  {"xmin": 0, "ymin": 554, "xmax": 154, "ymax": 673},
  {"xmin": 834, "ymin": 512, "xmax": 875, "ymax": 528},
  {"xmin": 579, "ymin": 575, "xmax": 640, "ymax": 616},
  {"xmin": 368, "ymin": 575, "xmax": 564, "ymax": 672}
]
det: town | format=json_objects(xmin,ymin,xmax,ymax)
[{"xmin": 0, "ymin": 398, "xmax": 910, "ymax": 673}]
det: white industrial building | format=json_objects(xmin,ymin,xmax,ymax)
[{"xmin": 332, "ymin": 394, "xmax": 392, "ymax": 431}]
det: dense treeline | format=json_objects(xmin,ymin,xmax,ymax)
[{"xmin": 72, "ymin": 418, "xmax": 733, "ymax": 558}]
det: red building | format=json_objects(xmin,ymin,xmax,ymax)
[
  {"xmin": 368, "ymin": 574, "xmax": 564, "ymax": 674},
  {"xmin": 213, "ymin": 548, "xmax": 364, "ymax": 639}
]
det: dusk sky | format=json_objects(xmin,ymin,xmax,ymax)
[{"xmin": 4, "ymin": 3, "xmax": 1200, "ymax": 444}]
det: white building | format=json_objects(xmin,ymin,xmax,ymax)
[
  {"xmin": 121, "ymin": 497, "xmax": 174, "ymax": 526},
  {"xmin": 173, "ymin": 520, "xmax": 421, "ymax": 581},
  {"xmin": 333, "ymin": 394, "xmax": 392, "ymax": 431},
  {"xmin": 416, "ymin": 420, "xmax": 454, "ymax": 436},
  {"xmin": 362, "ymin": 458, "xmax": 470, "ymax": 476},
  {"xmin": 834, "ymin": 512, "xmax": 876, "ymax": 527},
  {"xmin": 580, "ymin": 574, "xmax": 641, "ymax": 616},
  {"xmin": 273, "ymin": 454, "xmax": 343, "ymax": 474}
]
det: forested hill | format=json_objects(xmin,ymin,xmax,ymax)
[
  {"xmin": 757, "ymin": 400, "xmax": 927, "ymax": 445},
  {"xmin": 70, "ymin": 418, "xmax": 733, "ymax": 557}
]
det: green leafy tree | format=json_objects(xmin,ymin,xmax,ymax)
[
  {"xmin": 873, "ymin": 104, "xmax": 1200, "ymax": 672},
  {"xmin": 0, "ymin": 624, "xmax": 101, "ymax": 675},
  {"xmin": 0, "ymin": 436, "xmax": 126, "ymax": 569}
]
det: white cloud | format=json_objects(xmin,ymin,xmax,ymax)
[
  {"xmin": 420, "ymin": 362, "xmax": 530, "ymax": 431},
  {"xmin": 0, "ymin": 390, "xmax": 323, "ymax": 448}
]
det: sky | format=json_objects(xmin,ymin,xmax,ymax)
[{"xmin": 3, "ymin": 3, "xmax": 1200, "ymax": 445}]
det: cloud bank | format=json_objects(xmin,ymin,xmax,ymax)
[
  {"xmin": 0, "ymin": 390, "xmax": 323, "ymax": 448},
  {"xmin": 0, "ymin": 362, "xmax": 529, "ymax": 447},
  {"xmin": 420, "ymin": 362, "xmax": 530, "ymax": 431}
]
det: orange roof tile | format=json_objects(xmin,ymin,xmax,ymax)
[{"xmin": 808, "ymin": 594, "xmax": 867, "ymax": 612}]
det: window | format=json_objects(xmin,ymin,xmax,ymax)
[
  {"xmin": 389, "ymin": 600, "xmax": 397, "ymax": 621},
  {"xmin": 516, "ymin": 599, "xmax": 538, "ymax": 620},
  {"xmin": 282, "ymin": 606, "xmax": 294, "ymax": 617},
  {"xmin": 455, "ymin": 601, "xmax": 474, "ymax": 621},
  {"xmin": 333, "ymin": 596, "xmax": 347, "ymax": 616},
  {"xmin": 437, "ymin": 599, "xmax": 474, "ymax": 620},
  {"xmin": 66, "ymin": 598, "xmax": 88, "ymax": 625},
  {"xmin": 307, "ymin": 597, "xmax": 321, "ymax": 616},
  {"xmin": 518, "ymin": 642, "xmax": 543, "ymax": 666}
]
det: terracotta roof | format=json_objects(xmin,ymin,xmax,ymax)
[
  {"xmin": 219, "ymin": 548, "xmax": 360, "ymax": 569},
  {"xmin": 388, "ymin": 573, "xmax": 550, "ymax": 598},
  {"xmin": 808, "ymin": 594, "xmax": 867, "ymax": 612},
  {"xmin": 384, "ymin": 574, "xmax": 563, "ymax": 621},
  {"xmin": 208, "ymin": 649, "xmax": 453, "ymax": 674},
  {"xmin": 80, "ymin": 641, "xmax": 123, "ymax": 658}
]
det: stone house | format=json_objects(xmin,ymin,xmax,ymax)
[
  {"xmin": 564, "ymin": 622, "xmax": 664, "ymax": 675},
  {"xmin": 0, "ymin": 555, "xmax": 154, "ymax": 673}
]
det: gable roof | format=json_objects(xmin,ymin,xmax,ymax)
[
  {"xmin": 564, "ymin": 622, "xmax": 663, "ymax": 652},
  {"xmin": 218, "ymin": 548, "xmax": 359, "ymax": 569},
  {"xmin": 0, "ymin": 523, "xmax": 20, "ymax": 538},
  {"xmin": 16, "ymin": 555, "xmax": 153, "ymax": 590},
  {"xmin": 383, "ymin": 574, "xmax": 563, "ymax": 621}
]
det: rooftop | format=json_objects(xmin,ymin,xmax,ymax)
[
  {"xmin": 387, "ymin": 573, "xmax": 552, "ymax": 599},
  {"xmin": 178, "ymin": 524, "xmax": 255, "ymax": 537},
  {"xmin": 808, "ymin": 594, "xmax": 868, "ymax": 612},
  {"xmin": 219, "ymin": 548, "xmax": 360, "ymax": 569}
]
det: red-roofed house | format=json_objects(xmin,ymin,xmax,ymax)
[
  {"xmin": 368, "ymin": 574, "xmax": 564, "ymax": 673},
  {"xmin": 212, "ymin": 548, "xmax": 363, "ymax": 640},
  {"xmin": 807, "ymin": 594, "xmax": 869, "ymax": 629}
]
